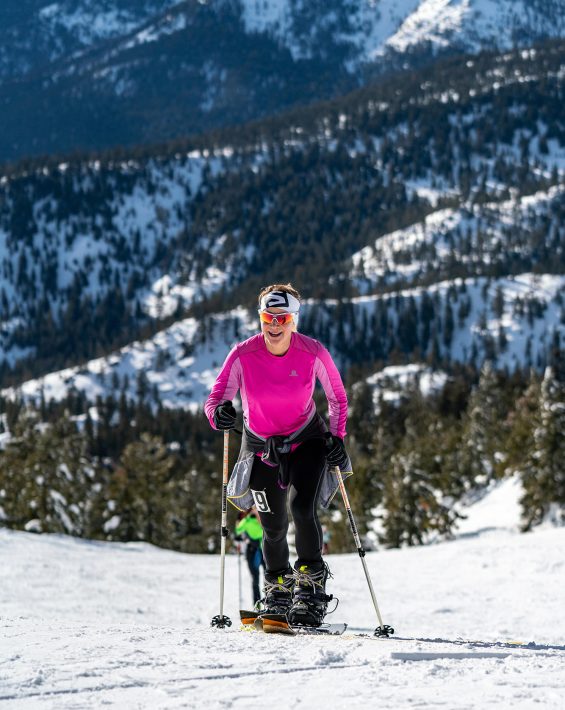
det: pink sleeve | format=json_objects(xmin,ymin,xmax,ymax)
[
  {"xmin": 204, "ymin": 346, "xmax": 242, "ymax": 429},
  {"xmin": 314, "ymin": 344, "xmax": 348, "ymax": 438}
]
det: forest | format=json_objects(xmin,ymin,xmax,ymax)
[{"xmin": 1, "ymin": 361, "xmax": 563, "ymax": 551}]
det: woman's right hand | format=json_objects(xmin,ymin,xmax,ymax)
[
  {"xmin": 213, "ymin": 401, "xmax": 237, "ymax": 430},
  {"xmin": 325, "ymin": 434, "xmax": 349, "ymax": 469}
]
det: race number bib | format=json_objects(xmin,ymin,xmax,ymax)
[{"xmin": 250, "ymin": 488, "xmax": 272, "ymax": 514}]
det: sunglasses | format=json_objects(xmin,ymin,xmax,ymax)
[{"xmin": 258, "ymin": 311, "xmax": 295, "ymax": 326}]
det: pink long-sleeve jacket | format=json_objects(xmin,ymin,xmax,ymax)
[{"xmin": 204, "ymin": 332, "xmax": 347, "ymax": 439}]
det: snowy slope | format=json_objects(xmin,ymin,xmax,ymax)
[
  {"xmin": 0, "ymin": 148, "xmax": 238, "ymax": 367},
  {"xmin": 0, "ymin": 1, "xmax": 183, "ymax": 81},
  {"xmin": 385, "ymin": 0, "xmax": 565, "ymax": 56},
  {"xmin": 1, "ymin": 308, "xmax": 257, "ymax": 412},
  {"xmin": 350, "ymin": 186, "xmax": 565, "ymax": 290},
  {"xmin": 1, "ymin": 483, "xmax": 564, "ymax": 709},
  {"xmin": 4, "ymin": 0, "xmax": 564, "ymax": 83},
  {"xmin": 240, "ymin": 0, "xmax": 565, "ymax": 65},
  {"xmin": 3, "ymin": 270, "xmax": 563, "ymax": 411},
  {"xmin": 2, "ymin": 1, "xmax": 564, "ymax": 162}
]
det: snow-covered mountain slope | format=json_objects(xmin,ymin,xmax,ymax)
[
  {"xmin": 1, "ymin": 494, "xmax": 564, "ymax": 708},
  {"xmin": 0, "ymin": 40, "xmax": 562, "ymax": 395},
  {"xmin": 4, "ymin": 271, "xmax": 563, "ymax": 411},
  {"xmin": 241, "ymin": 0, "xmax": 565, "ymax": 66},
  {"xmin": 2, "ymin": 308, "xmax": 257, "ymax": 412},
  {"xmin": 0, "ymin": 149, "xmax": 229, "ymax": 358},
  {"xmin": 5, "ymin": 0, "xmax": 563, "ymax": 85},
  {"xmin": 350, "ymin": 186, "xmax": 565, "ymax": 291},
  {"xmin": 0, "ymin": 38, "xmax": 563, "ymax": 380},
  {"xmin": 361, "ymin": 363, "xmax": 450, "ymax": 408},
  {"xmin": 0, "ymin": 146, "xmax": 253, "ymax": 370},
  {"xmin": 0, "ymin": 0, "xmax": 182, "ymax": 81},
  {"xmin": 1, "ymin": 0, "xmax": 564, "ymax": 162},
  {"xmin": 379, "ymin": 0, "xmax": 565, "ymax": 57}
]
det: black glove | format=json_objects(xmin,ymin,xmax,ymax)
[
  {"xmin": 326, "ymin": 435, "xmax": 349, "ymax": 470},
  {"xmin": 213, "ymin": 400, "xmax": 236, "ymax": 430}
]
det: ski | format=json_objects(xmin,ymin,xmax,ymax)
[
  {"xmin": 240, "ymin": 610, "xmax": 347, "ymax": 636},
  {"xmin": 240, "ymin": 609, "xmax": 260, "ymax": 626},
  {"xmin": 240, "ymin": 612, "xmax": 541, "ymax": 647},
  {"xmin": 263, "ymin": 614, "xmax": 348, "ymax": 636}
]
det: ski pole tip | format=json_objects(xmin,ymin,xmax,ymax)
[
  {"xmin": 374, "ymin": 624, "xmax": 394, "ymax": 637},
  {"xmin": 211, "ymin": 614, "xmax": 233, "ymax": 628}
]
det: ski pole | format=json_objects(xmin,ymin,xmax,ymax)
[
  {"xmin": 334, "ymin": 465, "xmax": 394, "ymax": 638},
  {"xmin": 211, "ymin": 430, "xmax": 232, "ymax": 628},
  {"xmin": 237, "ymin": 543, "xmax": 243, "ymax": 611}
]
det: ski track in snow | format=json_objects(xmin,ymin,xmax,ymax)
[{"xmin": 1, "ymin": 484, "xmax": 565, "ymax": 710}]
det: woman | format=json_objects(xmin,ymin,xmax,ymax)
[{"xmin": 204, "ymin": 283, "xmax": 351, "ymax": 626}]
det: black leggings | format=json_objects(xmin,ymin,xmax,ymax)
[{"xmin": 249, "ymin": 438, "xmax": 326, "ymax": 572}]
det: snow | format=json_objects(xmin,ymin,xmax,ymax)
[
  {"xmin": 37, "ymin": 1, "xmax": 184, "ymax": 48},
  {"xmin": 241, "ymin": 0, "xmax": 292, "ymax": 37},
  {"xmin": 363, "ymin": 363, "xmax": 449, "ymax": 408},
  {"xmin": 123, "ymin": 11, "xmax": 189, "ymax": 52},
  {"xmin": 0, "ymin": 151, "xmax": 228, "ymax": 363},
  {"xmin": 384, "ymin": 0, "xmax": 472, "ymax": 53},
  {"xmin": 380, "ymin": 0, "xmax": 565, "ymax": 56},
  {"xmin": 350, "ymin": 187, "xmax": 565, "ymax": 291},
  {"xmin": 239, "ymin": 0, "xmax": 565, "ymax": 68},
  {"xmin": 1, "ymin": 480, "xmax": 564, "ymax": 708},
  {"xmin": 455, "ymin": 476, "xmax": 523, "ymax": 536}
]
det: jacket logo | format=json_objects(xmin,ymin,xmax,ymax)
[{"xmin": 289, "ymin": 370, "xmax": 298, "ymax": 377}]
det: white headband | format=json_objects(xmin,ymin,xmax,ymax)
[{"xmin": 259, "ymin": 291, "xmax": 301, "ymax": 314}]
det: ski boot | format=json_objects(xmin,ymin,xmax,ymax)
[
  {"xmin": 287, "ymin": 562, "xmax": 333, "ymax": 627},
  {"xmin": 260, "ymin": 567, "xmax": 294, "ymax": 615}
]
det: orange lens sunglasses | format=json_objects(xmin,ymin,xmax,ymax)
[{"xmin": 259, "ymin": 311, "xmax": 294, "ymax": 326}]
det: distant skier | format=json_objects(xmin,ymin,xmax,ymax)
[
  {"xmin": 205, "ymin": 283, "xmax": 351, "ymax": 626},
  {"xmin": 234, "ymin": 508, "xmax": 264, "ymax": 605}
]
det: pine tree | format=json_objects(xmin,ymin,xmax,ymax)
[
  {"xmin": 520, "ymin": 367, "xmax": 565, "ymax": 529},
  {"xmin": 0, "ymin": 409, "xmax": 92, "ymax": 534},
  {"xmin": 379, "ymin": 391, "xmax": 459, "ymax": 547},
  {"xmin": 104, "ymin": 433, "xmax": 176, "ymax": 546},
  {"xmin": 504, "ymin": 371, "xmax": 540, "ymax": 479},
  {"xmin": 459, "ymin": 361, "xmax": 506, "ymax": 489}
]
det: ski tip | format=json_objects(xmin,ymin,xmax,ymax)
[
  {"xmin": 263, "ymin": 621, "xmax": 296, "ymax": 635},
  {"xmin": 261, "ymin": 614, "xmax": 295, "ymax": 634},
  {"xmin": 239, "ymin": 609, "xmax": 260, "ymax": 625}
]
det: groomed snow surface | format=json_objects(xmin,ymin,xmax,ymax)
[{"xmin": 1, "ymin": 479, "xmax": 564, "ymax": 709}]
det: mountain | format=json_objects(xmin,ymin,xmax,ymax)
[
  {"xmin": 1, "ymin": 0, "xmax": 564, "ymax": 162},
  {"xmin": 4, "ymin": 273, "xmax": 563, "ymax": 411},
  {"xmin": 0, "ymin": 39, "xmax": 563, "ymax": 389}
]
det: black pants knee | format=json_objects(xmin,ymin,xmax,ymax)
[{"xmin": 249, "ymin": 438, "xmax": 326, "ymax": 572}]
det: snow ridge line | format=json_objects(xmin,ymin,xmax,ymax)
[{"xmin": 0, "ymin": 662, "xmax": 370, "ymax": 702}]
